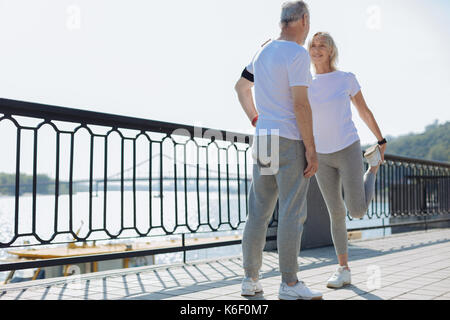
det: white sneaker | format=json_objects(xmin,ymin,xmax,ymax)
[
  {"xmin": 241, "ymin": 277, "xmax": 263, "ymax": 296},
  {"xmin": 326, "ymin": 266, "xmax": 351, "ymax": 288},
  {"xmin": 278, "ymin": 281, "xmax": 323, "ymax": 300},
  {"xmin": 364, "ymin": 145, "xmax": 382, "ymax": 167}
]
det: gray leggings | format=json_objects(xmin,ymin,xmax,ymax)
[{"xmin": 315, "ymin": 140, "xmax": 376, "ymax": 256}]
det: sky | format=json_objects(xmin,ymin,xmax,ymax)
[{"xmin": 0, "ymin": 0, "xmax": 449, "ymax": 176}]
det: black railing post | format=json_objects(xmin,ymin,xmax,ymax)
[{"xmin": 182, "ymin": 233, "xmax": 186, "ymax": 264}]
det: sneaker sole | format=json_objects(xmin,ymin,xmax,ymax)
[
  {"xmin": 278, "ymin": 294, "xmax": 323, "ymax": 300},
  {"xmin": 326, "ymin": 281, "xmax": 351, "ymax": 289},
  {"xmin": 364, "ymin": 146, "xmax": 381, "ymax": 166},
  {"xmin": 241, "ymin": 290, "xmax": 263, "ymax": 297},
  {"xmin": 364, "ymin": 144, "xmax": 379, "ymax": 156}
]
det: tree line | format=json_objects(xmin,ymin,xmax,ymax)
[
  {"xmin": 0, "ymin": 173, "xmax": 71, "ymax": 196},
  {"xmin": 363, "ymin": 120, "xmax": 449, "ymax": 163}
]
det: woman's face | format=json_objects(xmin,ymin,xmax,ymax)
[{"xmin": 309, "ymin": 36, "xmax": 332, "ymax": 65}]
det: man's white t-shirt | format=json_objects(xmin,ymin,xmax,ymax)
[
  {"xmin": 308, "ymin": 70, "xmax": 362, "ymax": 154},
  {"xmin": 246, "ymin": 40, "xmax": 312, "ymax": 141}
]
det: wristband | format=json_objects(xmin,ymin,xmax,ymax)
[
  {"xmin": 251, "ymin": 115, "xmax": 258, "ymax": 127},
  {"xmin": 378, "ymin": 138, "xmax": 387, "ymax": 146}
]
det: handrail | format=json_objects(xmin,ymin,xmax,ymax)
[
  {"xmin": 384, "ymin": 154, "xmax": 450, "ymax": 168},
  {"xmin": 0, "ymin": 98, "xmax": 252, "ymax": 144}
]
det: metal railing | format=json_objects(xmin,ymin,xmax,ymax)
[
  {"xmin": 0, "ymin": 97, "xmax": 449, "ymax": 273},
  {"xmin": 0, "ymin": 97, "xmax": 269, "ymax": 273},
  {"xmin": 350, "ymin": 154, "xmax": 450, "ymax": 231}
]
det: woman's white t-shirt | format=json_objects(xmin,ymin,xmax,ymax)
[{"xmin": 308, "ymin": 70, "xmax": 361, "ymax": 154}]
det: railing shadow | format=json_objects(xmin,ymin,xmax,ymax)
[
  {"xmin": 2, "ymin": 231, "xmax": 449, "ymax": 300},
  {"xmin": 121, "ymin": 233, "xmax": 449, "ymax": 300}
]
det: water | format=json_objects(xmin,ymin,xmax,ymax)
[{"xmin": 0, "ymin": 190, "xmax": 246, "ymax": 281}]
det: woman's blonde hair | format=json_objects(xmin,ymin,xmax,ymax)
[{"xmin": 308, "ymin": 32, "xmax": 339, "ymax": 71}]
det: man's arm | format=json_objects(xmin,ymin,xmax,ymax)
[
  {"xmin": 234, "ymin": 76, "xmax": 258, "ymax": 127},
  {"xmin": 291, "ymin": 86, "xmax": 318, "ymax": 178}
]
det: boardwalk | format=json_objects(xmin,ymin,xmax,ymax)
[{"xmin": 1, "ymin": 228, "xmax": 450, "ymax": 300}]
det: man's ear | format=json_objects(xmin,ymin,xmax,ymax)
[{"xmin": 302, "ymin": 13, "xmax": 309, "ymax": 26}]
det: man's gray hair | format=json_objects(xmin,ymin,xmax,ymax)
[{"xmin": 280, "ymin": 1, "xmax": 309, "ymax": 25}]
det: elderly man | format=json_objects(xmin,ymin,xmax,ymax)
[{"xmin": 234, "ymin": 1, "xmax": 322, "ymax": 300}]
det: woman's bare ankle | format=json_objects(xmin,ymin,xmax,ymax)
[{"xmin": 339, "ymin": 264, "xmax": 350, "ymax": 271}]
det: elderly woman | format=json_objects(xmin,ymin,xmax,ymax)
[{"xmin": 307, "ymin": 32, "xmax": 387, "ymax": 288}]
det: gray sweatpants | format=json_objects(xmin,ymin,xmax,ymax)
[
  {"xmin": 242, "ymin": 135, "xmax": 310, "ymax": 284},
  {"xmin": 315, "ymin": 140, "xmax": 376, "ymax": 256}
]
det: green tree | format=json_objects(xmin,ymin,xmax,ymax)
[{"xmin": 363, "ymin": 121, "xmax": 449, "ymax": 162}]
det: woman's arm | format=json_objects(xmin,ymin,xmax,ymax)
[{"xmin": 351, "ymin": 90, "xmax": 387, "ymax": 161}]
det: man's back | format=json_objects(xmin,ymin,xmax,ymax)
[{"xmin": 246, "ymin": 40, "xmax": 312, "ymax": 141}]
